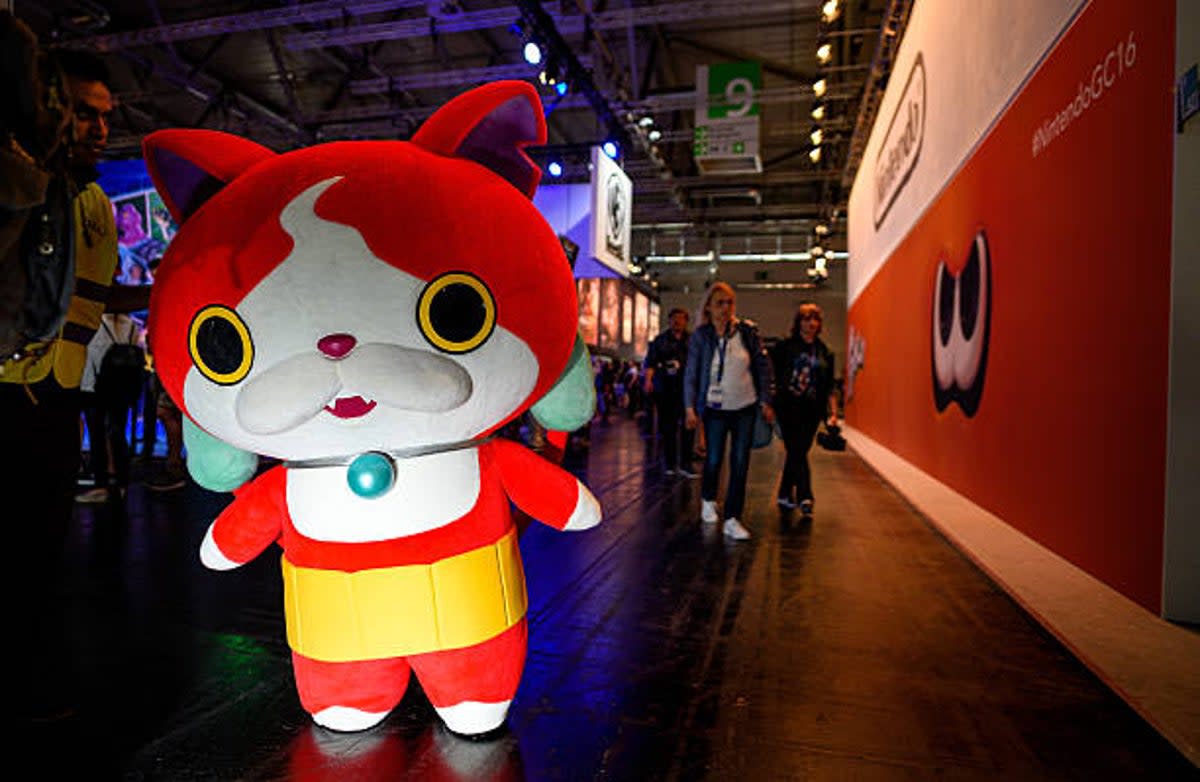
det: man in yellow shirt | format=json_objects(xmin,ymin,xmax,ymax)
[{"xmin": 3, "ymin": 47, "xmax": 150, "ymax": 719}]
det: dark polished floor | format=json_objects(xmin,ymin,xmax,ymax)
[{"xmin": 22, "ymin": 413, "xmax": 1200, "ymax": 781}]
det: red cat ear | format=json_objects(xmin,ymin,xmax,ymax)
[
  {"xmin": 143, "ymin": 130, "xmax": 276, "ymax": 223},
  {"xmin": 411, "ymin": 81, "xmax": 547, "ymax": 199}
]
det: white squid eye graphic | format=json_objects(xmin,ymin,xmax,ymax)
[{"xmin": 932, "ymin": 230, "xmax": 990, "ymax": 416}]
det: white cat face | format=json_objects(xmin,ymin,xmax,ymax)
[{"xmin": 181, "ymin": 178, "xmax": 538, "ymax": 461}]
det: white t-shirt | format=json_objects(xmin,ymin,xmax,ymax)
[{"xmin": 706, "ymin": 324, "xmax": 758, "ymax": 411}]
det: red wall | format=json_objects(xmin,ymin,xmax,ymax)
[{"xmin": 847, "ymin": 0, "xmax": 1175, "ymax": 612}]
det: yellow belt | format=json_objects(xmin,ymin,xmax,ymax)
[{"xmin": 281, "ymin": 528, "xmax": 527, "ymax": 662}]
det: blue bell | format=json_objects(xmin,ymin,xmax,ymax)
[{"xmin": 346, "ymin": 451, "xmax": 396, "ymax": 499}]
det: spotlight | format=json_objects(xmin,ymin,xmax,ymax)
[
  {"xmin": 811, "ymin": 103, "xmax": 826, "ymax": 121},
  {"xmin": 638, "ymin": 116, "xmax": 654, "ymax": 128},
  {"xmin": 815, "ymin": 222, "xmax": 830, "ymax": 236},
  {"xmin": 821, "ymin": 0, "xmax": 840, "ymax": 23},
  {"xmin": 548, "ymin": 161, "xmax": 563, "ymax": 177},
  {"xmin": 648, "ymin": 128, "xmax": 662, "ymax": 142},
  {"xmin": 555, "ymin": 80, "xmax": 568, "ymax": 96},
  {"xmin": 817, "ymin": 43, "xmax": 832, "ymax": 63},
  {"xmin": 523, "ymin": 41, "xmax": 543, "ymax": 65},
  {"xmin": 809, "ymin": 147, "xmax": 822, "ymax": 163},
  {"xmin": 602, "ymin": 140, "xmax": 619, "ymax": 159},
  {"xmin": 811, "ymin": 245, "xmax": 825, "ymax": 257},
  {"xmin": 810, "ymin": 128, "xmax": 823, "ymax": 145},
  {"xmin": 813, "ymin": 78, "xmax": 827, "ymax": 98}
]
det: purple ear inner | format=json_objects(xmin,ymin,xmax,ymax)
[
  {"xmin": 151, "ymin": 147, "xmax": 229, "ymax": 222},
  {"xmin": 455, "ymin": 96, "xmax": 541, "ymax": 197}
]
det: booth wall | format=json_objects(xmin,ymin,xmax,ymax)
[{"xmin": 845, "ymin": 0, "xmax": 1175, "ymax": 613}]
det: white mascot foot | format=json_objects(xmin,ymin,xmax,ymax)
[
  {"xmin": 312, "ymin": 705, "xmax": 390, "ymax": 732},
  {"xmin": 435, "ymin": 699, "xmax": 511, "ymax": 736}
]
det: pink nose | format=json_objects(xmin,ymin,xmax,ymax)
[{"xmin": 317, "ymin": 333, "xmax": 357, "ymax": 359}]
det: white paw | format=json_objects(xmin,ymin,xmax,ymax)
[
  {"xmin": 312, "ymin": 705, "xmax": 389, "ymax": 732},
  {"xmin": 563, "ymin": 485, "xmax": 601, "ymax": 531},
  {"xmin": 435, "ymin": 699, "xmax": 511, "ymax": 736},
  {"xmin": 199, "ymin": 525, "xmax": 239, "ymax": 570}
]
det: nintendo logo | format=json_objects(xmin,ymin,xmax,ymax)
[{"xmin": 873, "ymin": 53, "xmax": 926, "ymax": 230}]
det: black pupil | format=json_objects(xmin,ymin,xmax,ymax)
[
  {"xmin": 938, "ymin": 266, "xmax": 955, "ymax": 346},
  {"xmin": 196, "ymin": 316, "xmax": 244, "ymax": 374},
  {"xmin": 958, "ymin": 243, "xmax": 980, "ymax": 341},
  {"xmin": 431, "ymin": 283, "xmax": 486, "ymax": 343}
]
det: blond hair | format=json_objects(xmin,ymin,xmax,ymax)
[{"xmin": 697, "ymin": 281, "xmax": 736, "ymax": 327}]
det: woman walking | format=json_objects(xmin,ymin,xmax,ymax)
[
  {"xmin": 683, "ymin": 282, "xmax": 774, "ymax": 540},
  {"xmin": 770, "ymin": 302, "xmax": 838, "ymax": 516}
]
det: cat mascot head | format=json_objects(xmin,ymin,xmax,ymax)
[{"xmin": 143, "ymin": 81, "xmax": 600, "ymax": 736}]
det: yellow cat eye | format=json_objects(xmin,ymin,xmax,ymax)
[
  {"xmin": 189, "ymin": 304, "xmax": 254, "ymax": 384},
  {"xmin": 417, "ymin": 272, "xmax": 496, "ymax": 354}
]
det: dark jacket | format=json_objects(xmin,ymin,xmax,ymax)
[
  {"xmin": 643, "ymin": 328, "xmax": 690, "ymax": 395},
  {"xmin": 770, "ymin": 335, "xmax": 835, "ymax": 416},
  {"xmin": 684, "ymin": 318, "xmax": 774, "ymax": 414}
]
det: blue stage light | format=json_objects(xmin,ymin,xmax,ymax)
[
  {"xmin": 555, "ymin": 81, "xmax": 568, "ymax": 96},
  {"xmin": 548, "ymin": 161, "xmax": 563, "ymax": 177},
  {"xmin": 602, "ymin": 140, "xmax": 619, "ymax": 159}
]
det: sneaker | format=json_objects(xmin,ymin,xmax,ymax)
[
  {"xmin": 799, "ymin": 499, "xmax": 814, "ymax": 516},
  {"xmin": 146, "ymin": 470, "xmax": 187, "ymax": 492},
  {"xmin": 777, "ymin": 497, "xmax": 796, "ymax": 509},
  {"xmin": 700, "ymin": 499, "xmax": 719, "ymax": 523},
  {"xmin": 677, "ymin": 467, "xmax": 699, "ymax": 479},
  {"xmin": 723, "ymin": 518, "xmax": 751, "ymax": 540},
  {"xmin": 75, "ymin": 487, "xmax": 110, "ymax": 504}
]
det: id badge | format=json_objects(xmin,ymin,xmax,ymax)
[{"xmin": 706, "ymin": 384, "xmax": 723, "ymax": 409}]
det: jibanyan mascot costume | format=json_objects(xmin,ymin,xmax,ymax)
[{"xmin": 142, "ymin": 81, "xmax": 601, "ymax": 735}]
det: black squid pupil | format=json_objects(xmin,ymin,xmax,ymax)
[
  {"xmin": 197, "ymin": 317, "xmax": 244, "ymax": 374},
  {"xmin": 432, "ymin": 283, "xmax": 486, "ymax": 343}
]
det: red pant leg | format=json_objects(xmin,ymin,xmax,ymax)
[
  {"xmin": 292, "ymin": 653, "xmax": 412, "ymax": 716},
  {"xmin": 407, "ymin": 619, "xmax": 528, "ymax": 707}
]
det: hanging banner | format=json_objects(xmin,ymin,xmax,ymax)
[
  {"xmin": 589, "ymin": 146, "xmax": 633, "ymax": 276},
  {"xmin": 693, "ymin": 61, "xmax": 762, "ymax": 174}
]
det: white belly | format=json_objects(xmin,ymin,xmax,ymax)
[{"xmin": 287, "ymin": 448, "xmax": 481, "ymax": 542}]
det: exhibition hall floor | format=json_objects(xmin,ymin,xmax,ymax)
[{"xmin": 24, "ymin": 415, "xmax": 1198, "ymax": 780}]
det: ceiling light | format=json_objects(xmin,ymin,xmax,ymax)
[
  {"xmin": 810, "ymin": 128, "xmax": 823, "ymax": 145},
  {"xmin": 523, "ymin": 41, "xmax": 543, "ymax": 65},
  {"xmin": 809, "ymin": 147, "xmax": 822, "ymax": 163},
  {"xmin": 813, "ymin": 78, "xmax": 827, "ymax": 98},
  {"xmin": 817, "ymin": 43, "xmax": 832, "ymax": 64},
  {"xmin": 811, "ymin": 104, "xmax": 825, "ymax": 121},
  {"xmin": 648, "ymin": 129, "xmax": 662, "ymax": 142},
  {"xmin": 638, "ymin": 116, "xmax": 654, "ymax": 128},
  {"xmin": 821, "ymin": 0, "xmax": 840, "ymax": 23}
]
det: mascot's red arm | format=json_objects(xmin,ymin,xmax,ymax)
[
  {"xmin": 488, "ymin": 438, "xmax": 600, "ymax": 531},
  {"xmin": 201, "ymin": 465, "xmax": 288, "ymax": 569}
]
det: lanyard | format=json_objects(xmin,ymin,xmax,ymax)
[{"xmin": 715, "ymin": 322, "xmax": 733, "ymax": 382}]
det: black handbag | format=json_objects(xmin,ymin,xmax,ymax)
[{"xmin": 816, "ymin": 423, "xmax": 846, "ymax": 452}]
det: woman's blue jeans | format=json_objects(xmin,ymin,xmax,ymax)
[{"xmin": 701, "ymin": 404, "xmax": 757, "ymax": 520}]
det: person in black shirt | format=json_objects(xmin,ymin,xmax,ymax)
[
  {"xmin": 770, "ymin": 302, "xmax": 838, "ymax": 516},
  {"xmin": 643, "ymin": 307, "xmax": 696, "ymax": 477}
]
